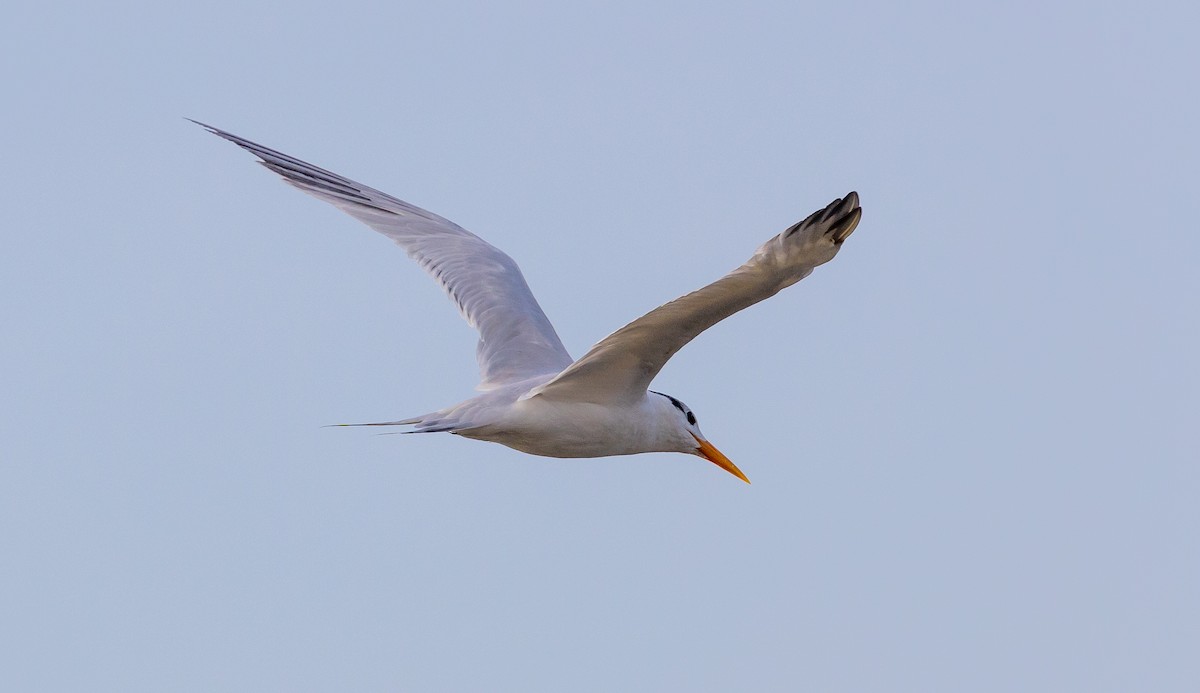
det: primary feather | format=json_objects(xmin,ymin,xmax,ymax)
[{"xmin": 191, "ymin": 120, "xmax": 573, "ymax": 390}]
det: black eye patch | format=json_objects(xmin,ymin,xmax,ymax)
[{"xmin": 651, "ymin": 391, "xmax": 696, "ymax": 425}]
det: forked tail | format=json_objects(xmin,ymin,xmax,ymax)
[{"xmin": 328, "ymin": 414, "xmax": 458, "ymax": 434}]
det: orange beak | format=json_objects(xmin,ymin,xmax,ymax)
[{"xmin": 692, "ymin": 434, "xmax": 750, "ymax": 484}]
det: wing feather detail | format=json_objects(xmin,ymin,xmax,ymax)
[
  {"xmin": 531, "ymin": 193, "xmax": 861, "ymax": 404},
  {"xmin": 195, "ymin": 121, "xmax": 574, "ymax": 389}
]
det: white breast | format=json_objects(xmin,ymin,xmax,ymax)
[{"xmin": 456, "ymin": 393, "xmax": 681, "ymax": 459}]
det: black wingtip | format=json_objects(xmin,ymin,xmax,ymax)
[
  {"xmin": 830, "ymin": 206, "xmax": 863, "ymax": 245},
  {"xmin": 185, "ymin": 117, "xmax": 215, "ymax": 131}
]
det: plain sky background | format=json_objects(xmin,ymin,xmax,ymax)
[{"xmin": 2, "ymin": 1, "xmax": 1196, "ymax": 691}]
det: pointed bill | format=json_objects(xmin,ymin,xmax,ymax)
[{"xmin": 692, "ymin": 434, "xmax": 750, "ymax": 484}]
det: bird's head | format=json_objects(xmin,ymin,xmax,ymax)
[{"xmin": 651, "ymin": 391, "xmax": 750, "ymax": 484}]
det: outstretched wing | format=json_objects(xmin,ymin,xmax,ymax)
[
  {"xmin": 195, "ymin": 121, "xmax": 574, "ymax": 389},
  {"xmin": 530, "ymin": 193, "xmax": 862, "ymax": 405}
]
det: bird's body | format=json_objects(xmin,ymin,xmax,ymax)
[
  {"xmin": 196, "ymin": 121, "xmax": 863, "ymax": 482},
  {"xmin": 406, "ymin": 379, "xmax": 699, "ymax": 459}
]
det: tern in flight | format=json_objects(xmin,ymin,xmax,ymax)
[{"xmin": 195, "ymin": 121, "xmax": 862, "ymax": 483}]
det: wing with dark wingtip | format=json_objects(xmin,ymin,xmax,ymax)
[
  {"xmin": 194, "ymin": 121, "xmax": 574, "ymax": 389},
  {"xmin": 529, "ymin": 193, "xmax": 862, "ymax": 405}
]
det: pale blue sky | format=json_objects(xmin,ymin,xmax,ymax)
[{"xmin": 2, "ymin": 1, "xmax": 1196, "ymax": 691}]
